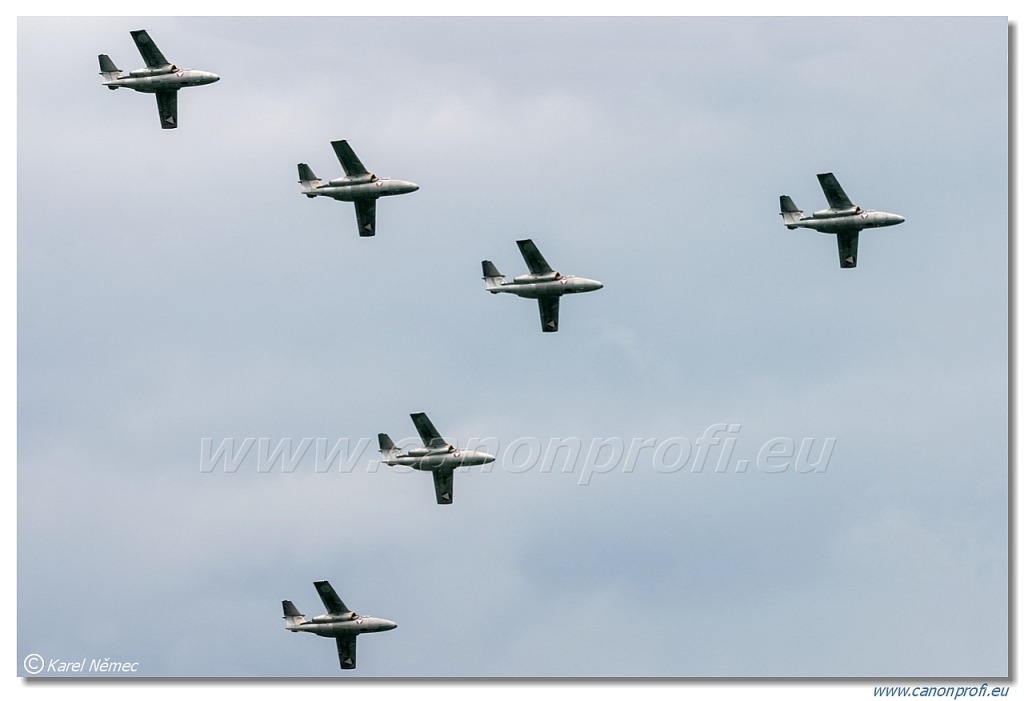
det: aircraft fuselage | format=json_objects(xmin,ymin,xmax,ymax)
[
  {"xmin": 306, "ymin": 178, "xmax": 420, "ymax": 201},
  {"xmin": 787, "ymin": 209, "xmax": 905, "ymax": 234},
  {"xmin": 489, "ymin": 274, "xmax": 603, "ymax": 299},
  {"xmin": 103, "ymin": 69, "xmax": 220, "ymax": 93},
  {"xmin": 383, "ymin": 449, "xmax": 495, "ymax": 471},
  {"xmin": 288, "ymin": 615, "xmax": 397, "ymax": 638}
]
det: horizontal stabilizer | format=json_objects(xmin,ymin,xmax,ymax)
[
  {"xmin": 483, "ymin": 260, "xmax": 506, "ymax": 291},
  {"xmin": 298, "ymin": 164, "xmax": 322, "ymax": 197},
  {"xmin": 779, "ymin": 195, "xmax": 803, "ymax": 228},
  {"xmin": 378, "ymin": 433, "xmax": 399, "ymax": 466},
  {"xmin": 482, "ymin": 260, "xmax": 504, "ymax": 278}
]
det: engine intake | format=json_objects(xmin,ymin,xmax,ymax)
[
  {"xmin": 327, "ymin": 173, "xmax": 377, "ymax": 186},
  {"xmin": 128, "ymin": 64, "xmax": 177, "ymax": 77},
  {"xmin": 812, "ymin": 206, "xmax": 861, "ymax": 219},
  {"xmin": 514, "ymin": 271, "xmax": 561, "ymax": 283}
]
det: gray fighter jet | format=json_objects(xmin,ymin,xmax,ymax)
[
  {"xmin": 378, "ymin": 412, "xmax": 495, "ymax": 505},
  {"xmin": 98, "ymin": 30, "xmax": 219, "ymax": 129},
  {"xmin": 297, "ymin": 140, "xmax": 419, "ymax": 237},
  {"xmin": 482, "ymin": 239, "xmax": 603, "ymax": 332},
  {"xmin": 282, "ymin": 580, "xmax": 396, "ymax": 670},
  {"xmin": 780, "ymin": 172, "xmax": 905, "ymax": 268}
]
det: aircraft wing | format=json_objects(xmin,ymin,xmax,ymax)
[
  {"xmin": 538, "ymin": 297, "xmax": 560, "ymax": 333},
  {"xmin": 516, "ymin": 239, "xmax": 554, "ymax": 275},
  {"xmin": 130, "ymin": 30, "xmax": 170, "ymax": 68},
  {"xmin": 817, "ymin": 173, "xmax": 855, "ymax": 210},
  {"xmin": 314, "ymin": 580, "xmax": 351, "ymax": 616},
  {"xmin": 836, "ymin": 231, "xmax": 859, "ymax": 268},
  {"xmin": 335, "ymin": 636, "xmax": 357, "ymax": 670},
  {"xmin": 432, "ymin": 469, "xmax": 454, "ymax": 505},
  {"xmin": 354, "ymin": 199, "xmax": 376, "ymax": 237},
  {"xmin": 410, "ymin": 413, "xmax": 448, "ymax": 449},
  {"xmin": 332, "ymin": 140, "xmax": 370, "ymax": 176},
  {"xmin": 154, "ymin": 90, "xmax": 178, "ymax": 129}
]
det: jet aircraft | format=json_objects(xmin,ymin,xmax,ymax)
[
  {"xmin": 779, "ymin": 172, "xmax": 905, "ymax": 268},
  {"xmin": 378, "ymin": 412, "xmax": 495, "ymax": 504},
  {"xmin": 98, "ymin": 30, "xmax": 220, "ymax": 129},
  {"xmin": 297, "ymin": 140, "xmax": 419, "ymax": 236},
  {"xmin": 282, "ymin": 580, "xmax": 396, "ymax": 670},
  {"xmin": 482, "ymin": 239, "xmax": 603, "ymax": 332}
]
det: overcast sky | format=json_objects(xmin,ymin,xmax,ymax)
[{"xmin": 16, "ymin": 15, "xmax": 1007, "ymax": 681}]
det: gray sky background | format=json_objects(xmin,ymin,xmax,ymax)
[{"xmin": 16, "ymin": 15, "xmax": 1008, "ymax": 680}]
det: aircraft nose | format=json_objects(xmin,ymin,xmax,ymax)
[
  {"xmin": 894, "ymin": 215, "xmax": 905, "ymax": 224},
  {"xmin": 383, "ymin": 621, "xmax": 398, "ymax": 631}
]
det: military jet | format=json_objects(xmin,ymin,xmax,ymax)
[
  {"xmin": 282, "ymin": 580, "xmax": 396, "ymax": 670},
  {"xmin": 297, "ymin": 140, "xmax": 419, "ymax": 237},
  {"xmin": 378, "ymin": 412, "xmax": 495, "ymax": 504},
  {"xmin": 482, "ymin": 239, "xmax": 603, "ymax": 332},
  {"xmin": 780, "ymin": 172, "xmax": 905, "ymax": 268},
  {"xmin": 98, "ymin": 30, "xmax": 220, "ymax": 129}
]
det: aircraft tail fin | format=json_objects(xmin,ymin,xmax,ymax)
[
  {"xmin": 282, "ymin": 600, "xmax": 307, "ymax": 629},
  {"xmin": 298, "ymin": 164, "xmax": 322, "ymax": 197},
  {"xmin": 378, "ymin": 433, "xmax": 399, "ymax": 463},
  {"xmin": 482, "ymin": 260, "xmax": 506, "ymax": 292},
  {"xmin": 779, "ymin": 195, "xmax": 803, "ymax": 229},
  {"xmin": 98, "ymin": 54, "xmax": 123, "ymax": 87}
]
